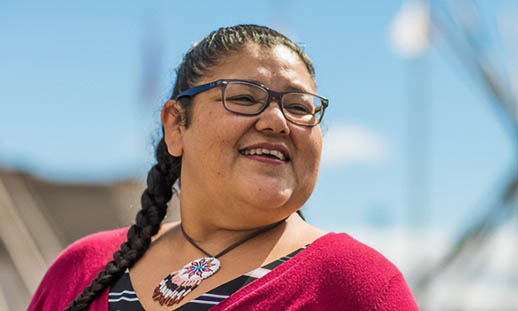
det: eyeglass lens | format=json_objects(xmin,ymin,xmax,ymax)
[{"xmin": 223, "ymin": 81, "xmax": 324, "ymax": 125}]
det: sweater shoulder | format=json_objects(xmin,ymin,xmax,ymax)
[
  {"xmin": 63, "ymin": 227, "xmax": 129, "ymax": 263},
  {"xmin": 304, "ymin": 232, "xmax": 416, "ymax": 310},
  {"xmin": 309, "ymin": 232, "xmax": 401, "ymax": 275},
  {"xmin": 47, "ymin": 227, "xmax": 129, "ymax": 276},
  {"xmin": 28, "ymin": 227, "xmax": 129, "ymax": 311}
]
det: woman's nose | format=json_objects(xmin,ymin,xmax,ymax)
[{"xmin": 254, "ymin": 100, "xmax": 290, "ymax": 135}]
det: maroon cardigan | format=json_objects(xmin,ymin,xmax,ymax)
[{"xmin": 29, "ymin": 228, "xmax": 418, "ymax": 311}]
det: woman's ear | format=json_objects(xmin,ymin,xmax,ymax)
[{"xmin": 161, "ymin": 100, "xmax": 185, "ymax": 157}]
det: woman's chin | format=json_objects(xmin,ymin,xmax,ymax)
[
  {"xmin": 229, "ymin": 177, "xmax": 307, "ymax": 217},
  {"xmin": 242, "ymin": 187, "xmax": 296, "ymax": 210}
]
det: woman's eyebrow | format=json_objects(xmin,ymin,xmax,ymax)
[
  {"xmin": 246, "ymin": 79, "xmax": 310, "ymax": 93},
  {"xmin": 285, "ymin": 85, "xmax": 306, "ymax": 92}
]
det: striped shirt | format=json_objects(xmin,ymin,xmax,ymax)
[{"xmin": 108, "ymin": 247, "xmax": 304, "ymax": 311}]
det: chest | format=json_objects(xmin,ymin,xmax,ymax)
[{"xmin": 109, "ymin": 247, "xmax": 305, "ymax": 311}]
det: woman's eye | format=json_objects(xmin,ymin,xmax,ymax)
[
  {"xmin": 226, "ymin": 95, "xmax": 258, "ymax": 105},
  {"xmin": 284, "ymin": 103, "xmax": 313, "ymax": 115}
]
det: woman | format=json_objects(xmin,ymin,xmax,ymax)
[{"xmin": 29, "ymin": 25, "xmax": 418, "ymax": 311}]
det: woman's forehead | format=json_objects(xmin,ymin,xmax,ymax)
[{"xmin": 202, "ymin": 44, "xmax": 316, "ymax": 92}]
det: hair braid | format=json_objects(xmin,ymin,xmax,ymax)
[{"xmin": 66, "ymin": 138, "xmax": 180, "ymax": 311}]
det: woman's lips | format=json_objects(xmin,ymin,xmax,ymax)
[
  {"xmin": 243, "ymin": 154, "xmax": 288, "ymax": 165},
  {"xmin": 239, "ymin": 143, "xmax": 290, "ymax": 162}
]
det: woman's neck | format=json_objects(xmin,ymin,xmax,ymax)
[{"xmin": 175, "ymin": 214, "xmax": 292, "ymax": 256}]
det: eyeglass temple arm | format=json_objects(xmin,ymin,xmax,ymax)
[{"xmin": 175, "ymin": 81, "xmax": 221, "ymax": 100}]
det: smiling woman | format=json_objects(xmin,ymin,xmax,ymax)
[{"xmin": 28, "ymin": 25, "xmax": 418, "ymax": 311}]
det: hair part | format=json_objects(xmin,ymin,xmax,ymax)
[{"xmin": 66, "ymin": 24, "xmax": 313, "ymax": 310}]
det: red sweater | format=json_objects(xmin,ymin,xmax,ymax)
[{"xmin": 29, "ymin": 228, "xmax": 418, "ymax": 311}]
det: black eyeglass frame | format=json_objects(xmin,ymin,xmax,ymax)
[{"xmin": 174, "ymin": 79, "xmax": 329, "ymax": 127}]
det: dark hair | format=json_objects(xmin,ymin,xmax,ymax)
[{"xmin": 66, "ymin": 24, "xmax": 315, "ymax": 311}]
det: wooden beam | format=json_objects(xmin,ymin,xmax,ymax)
[{"xmin": 0, "ymin": 178, "xmax": 48, "ymax": 294}]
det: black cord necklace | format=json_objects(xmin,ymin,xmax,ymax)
[{"xmin": 152, "ymin": 219, "xmax": 286, "ymax": 307}]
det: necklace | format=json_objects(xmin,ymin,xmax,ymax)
[{"xmin": 152, "ymin": 219, "xmax": 286, "ymax": 307}]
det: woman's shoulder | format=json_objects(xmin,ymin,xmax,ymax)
[
  {"xmin": 45, "ymin": 226, "xmax": 129, "ymax": 278},
  {"xmin": 64, "ymin": 227, "xmax": 129, "ymax": 259},
  {"xmin": 28, "ymin": 227, "xmax": 129, "ymax": 311},
  {"xmin": 312, "ymin": 232, "xmax": 396, "ymax": 265},
  {"xmin": 216, "ymin": 232, "xmax": 418, "ymax": 311},
  {"xmin": 301, "ymin": 232, "xmax": 418, "ymax": 310},
  {"xmin": 49, "ymin": 227, "xmax": 130, "ymax": 273},
  {"xmin": 305, "ymin": 232, "xmax": 402, "ymax": 280}
]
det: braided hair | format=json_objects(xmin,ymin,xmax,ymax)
[{"xmin": 66, "ymin": 24, "xmax": 315, "ymax": 310}]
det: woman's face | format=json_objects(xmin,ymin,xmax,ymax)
[{"xmin": 165, "ymin": 43, "xmax": 322, "ymax": 227}]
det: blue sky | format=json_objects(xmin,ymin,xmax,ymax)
[{"xmin": 1, "ymin": 0, "xmax": 515, "ymax": 238}]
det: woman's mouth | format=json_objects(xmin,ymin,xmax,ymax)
[
  {"xmin": 238, "ymin": 143, "xmax": 290, "ymax": 163},
  {"xmin": 240, "ymin": 148, "xmax": 287, "ymax": 161}
]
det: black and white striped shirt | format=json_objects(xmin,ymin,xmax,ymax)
[{"xmin": 108, "ymin": 247, "xmax": 304, "ymax": 311}]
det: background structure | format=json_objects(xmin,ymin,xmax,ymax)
[{"xmin": 1, "ymin": 0, "xmax": 516, "ymax": 310}]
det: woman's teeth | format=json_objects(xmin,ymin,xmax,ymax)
[{"xmin": 241, "ymin": 148, "xmax": 286, "ymax": 161}]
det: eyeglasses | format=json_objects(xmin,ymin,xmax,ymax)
[{"xmin": 175, "ymin": 79, "xmax": 329, "ymax": 127}]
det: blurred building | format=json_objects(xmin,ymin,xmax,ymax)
[{"xmin": 0, "ymin": 168, "xmax": 179, "ymax": 310}]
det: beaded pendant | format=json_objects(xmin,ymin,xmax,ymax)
[{"xmin": 152, "ymin": 257, "xmax": 220, "ymax": 307}]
